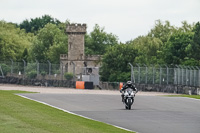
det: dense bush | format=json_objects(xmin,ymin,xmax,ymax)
[
  {"xmin": 27, "ymin": 71, "xmax": 37, "ymax": 79},
  {"xmin": 40, "ymin": 71, "xmax": 47, "ymax": 77},
  {"xmin": 0, "ymin": 63, "xmax": 10, "ymax": 76},
  {"xmin": 64, "ymin": 72, "xmax": 73, "ymax": 80}
]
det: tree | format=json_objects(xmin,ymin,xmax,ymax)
[
  {"xmin": 159, "ymin": 21, "xmax": 197, "ymax": 66},
  {"xmin": 128, "ymin": 20, "xmax": 195, "ymax": 65},
  {"xmin": 148, "ymin": 20, "xmax": 175, "ymax": 44},
  {"xmin": 128, "ymin": 36, "xmax": 163, "ymax": 64},
  {"xmin": 190, "ymin": 22, "xmax": 200, "ymax": 61},
  {"xmin": 163, "ymin": 31, "xmax": 194, "ymax": 65},
  {"xmin": 125, "ymin": 20, "xmax": 175, "ymax": 65},
  {"xmin": 29, "ymin": 23, "xmax": 68, "ymax": 63},
  {"xmin": 0, "ymin": 21, "xmax": 34, "ymax": 61},
  {"xmin": 100, "ymin": 44, "xmax": 138, "ymax": 82},
  {"xmin": 180, "ymin": 21, "xmax": 194, "ymax": 32},
  {"xmin": 85, "ymin": 24, "xmax": 118, "ymax": 55},
  {"xmin": 19, "ymin": 15, "xmax": 61, "ymax": 34},
  {"xmin": 22, "ymin": 48, "xmax": 28, "ymax": 62}
]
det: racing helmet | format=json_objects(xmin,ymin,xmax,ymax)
[{"xmin": 126, "ymin": 81, "xmax": 132, "ymax": 87}]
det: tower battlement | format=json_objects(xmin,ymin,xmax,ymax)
[{"xmin": 66, "ymin": 23, "xmax": 87, "ymax": 34}]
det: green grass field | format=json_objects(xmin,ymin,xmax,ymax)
[
  {"xmin": 165, "ymin": 94, "xmax": 200, "ymax": 99},
  {"xmin": 0, "ymin": 90, "xmax": 133, "ymax": 133}
]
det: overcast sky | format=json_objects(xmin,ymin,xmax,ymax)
[{"xmin": 0, "ymin": 0, "xmax": 200, "ymax": 42}]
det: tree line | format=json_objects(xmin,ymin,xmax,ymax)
[
  {"xmin": 101, "ymin": 20, "xmax": 200, "ymax": 82},
  {"xmin": 0, "ymin": 15, "xmax": 199, "ymax": 82}
]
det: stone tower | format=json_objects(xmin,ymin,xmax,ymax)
[
  {"xmin": 60, "ymin": 23, "xmax": 101, "ymax": 80},
  {"xmin": 66, "ymin": 23, "xmax": 87, "ymax": 74}
]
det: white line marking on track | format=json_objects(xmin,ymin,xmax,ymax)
[{"xmin": 17, "ymin": 94, "xmax": 136, "ymax": 133}]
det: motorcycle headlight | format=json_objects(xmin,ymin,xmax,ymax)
[
  {"xmin": 124, "ymin": 92, "xmax": 128, "ymax": 96},
  {"xmin": 131, "ymin": 91, "xmax": 134, "ymax": 95}
]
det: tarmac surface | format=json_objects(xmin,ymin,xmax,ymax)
[{"xmin": 1, "ymin": 84, "xmax": 200, "ymax": 133}]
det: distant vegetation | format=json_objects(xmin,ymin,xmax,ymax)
[
  {"xmin": 0, "ymin": 14, "xmax": 199, "ymax": 81},
  {"xmin": 101, "ymin": 21, "xmax": 200, "ymax": 82}
]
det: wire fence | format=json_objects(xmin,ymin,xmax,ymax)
[
  {"xmin": 0, "ymin": 60, "xmax": 67, "ymax": 80},
  {"xmin": 1, "ymin": 60, "xmax": 200, "ymax": 88},
  {"xmin": 133, "ymin": 65, "xmax": 200, "ymax": 87}
]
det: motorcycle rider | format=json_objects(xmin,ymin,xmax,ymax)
[{"xmin": 120, "ymin": 81, "xmax": 137, "ymax": 102}]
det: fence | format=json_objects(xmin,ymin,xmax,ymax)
[
  {"xmin": 132, "ymin": 65, "xmax": 200, "ymax": 87},
  {"xmin": 0, "ymin": 60, "xmax": 77, "ymax": 87},
  {"xmin": 0, "ymin": 60, "xmax": 68, "ymax": 80},
  {"xmin": 1, "ymin": 60, "xmax": 200, "ymax": 88}
]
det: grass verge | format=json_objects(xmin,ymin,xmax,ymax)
[
  {"xmin": 0, "ymin": 90, "xmax": 133, "ymax": 133},
  {"xmin": 164, "ymin": 94, "xmax": 200, "ymax": 99}
]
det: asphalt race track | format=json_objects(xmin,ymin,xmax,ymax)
[{"xmin": 20, "ymin": 93, "xmax": 200, "ymax": 133}]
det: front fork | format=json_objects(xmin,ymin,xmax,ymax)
[{"xmin": 125, "ymin": 97, "xmax": 134, "ymax": 105}]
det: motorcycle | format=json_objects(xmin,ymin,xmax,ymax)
[{"xmin": 122, "ymin": 88, "xmax": 136, "ymax": 110}]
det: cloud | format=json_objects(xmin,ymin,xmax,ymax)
[{"xmin": 0, "ymin": 0, "xmax": 200, "ymax": 42}]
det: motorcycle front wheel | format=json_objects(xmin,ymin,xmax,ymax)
[
  {"xmin": 128, "ymin": 99, "xmax": 132, "ymax": 110},
  {"xmin": 125, "ymin": 99, "xmax": 132, "ymax": 110}
]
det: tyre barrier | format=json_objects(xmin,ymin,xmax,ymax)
[
  {"xmin": 76, "ymin": 81, "xmax": 94, "ymax": 89},
  {"xmin": 76, "ymin": 81, "xmax": 85, "ymax": 89},
  {"xmin": 85, "ymin": 82, "xmax": 94, "ymax": 89}
]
